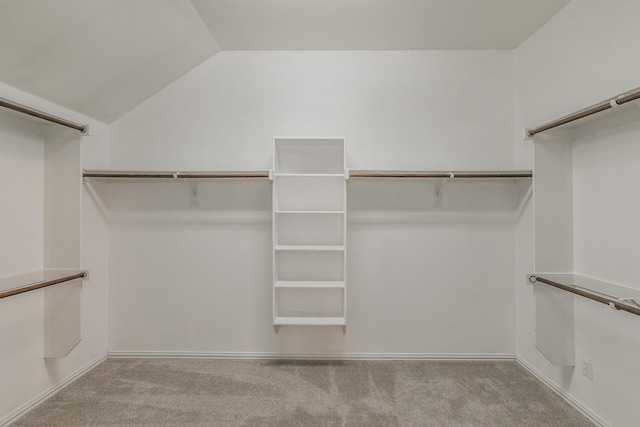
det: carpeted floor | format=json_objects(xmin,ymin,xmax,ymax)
[{"xmin": 13, "ymin": 359, "xmax": 594, "ymax": 426}]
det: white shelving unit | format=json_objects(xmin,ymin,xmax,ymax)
[{"xmin": 272, "ymin": 138, "xmax": 347, "ymax": 331}]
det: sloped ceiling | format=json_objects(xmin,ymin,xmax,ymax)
[
  {"xmin": 192, "ymin": 0, "xmax": 571, "ymax": 50},
  {"xmin": 0, "ymin": 0, "xmax": 570, "ymax": 123},
  {"xmin": 0, "ymin": 0, "xmax": 219, "ymax": 123}
]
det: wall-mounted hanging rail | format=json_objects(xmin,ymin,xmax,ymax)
[
  {"xmin": 0, "ymin": 97, "xmax": 88, "ymax": 134},
  {"xmin": 348, "ymin": 170, "xmax": 532, "ymax": 179},
  {"xmin": 83, "ymin": 170, "xmax": 270, "ymax": 179},
  {"xmin": 526, "ymin": 87, "xmax": 640, "ymax": 137},
  {"xmin": 0, "ymin": 270, "xmax": 87, "ymax": 300},
  {"xmin": 529, "ymin": 275, "xmax": 640, "ymax": 317}
]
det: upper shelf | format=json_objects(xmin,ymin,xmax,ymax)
[
  {"xmin": 0, "ymin": 96, "xmax": 88, "ymax": 134},
  {"xmin": 525, "ymin": 87, "xmax": 640, "ymax": 140},
  {"xmin": 0, "ymin": 270, "xmax": 87, "ymax": 300},
  {"xmin": 348, "ymin": 170, "xmax": 532, "ymax": 179},
  {"xmin": 84, "ymin": 169, "xmax": 532, "ymax": 182},
  {"xmin": 528, "ymin": 273, "xmax": 640, "ymax": 318},
  {"xmin": 83, "ymin": 170, "xmax": 270, "ymax": 181}
]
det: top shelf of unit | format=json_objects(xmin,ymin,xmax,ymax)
[
  {"xmin": 274, "ymin": 173, "xmax": 345, "ymax": 178},
  {"xmin": 526, "ymin": 87, "xmax": 640, "ymax": 140},
  {"xmin": 274, "ymin": 138, "xmax": 345, "ymax": 174}
]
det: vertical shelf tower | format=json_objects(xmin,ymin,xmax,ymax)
[{"xmin": 272, "ymin": 138, "xmax": 347, "ymax": 332}]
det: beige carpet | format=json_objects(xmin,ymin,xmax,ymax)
[{"xmin": 13, "ymin": 359, "xmax": 593, "ymax": 426}]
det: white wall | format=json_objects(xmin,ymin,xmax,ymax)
[
  {"xmin": 515, "ymin": 1, "xmax": 640, "ymax": 426},
  {"xmin": 0, "ymin": 83, "xmax": 110, "ymax": 424},
  {"xmin": 108, "ymin": 51, "xmax": 519, "ymax": 356}
]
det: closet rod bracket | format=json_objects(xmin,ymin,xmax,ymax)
[
  {"xmin": 433, "ymin": 173, "xmax": 453, "ymax": 207},
  {"xmin": 182, "ymin": 178, "xmax": 199, "ymax": 203}
]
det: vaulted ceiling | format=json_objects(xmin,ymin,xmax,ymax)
[{"xmin": 0, "ymin": 0, "xmax": 571, "ymax": 123}]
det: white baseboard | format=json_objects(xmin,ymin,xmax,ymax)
[
  {"xmin": 0, "ymin": 353, "xmax": 108, "ymax": 427},
  {"xmin": 108, "ymin": 350, "xmax": 516, "ymax": 361},
  {"xmin": 516, "ymin": 356, "xmax": 607, "ymax": 427}
]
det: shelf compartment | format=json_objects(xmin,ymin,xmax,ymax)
[
  {"xmin": 275, "ymin": 280, "xmax": 345, "ymax": 289},
  {"xmin": 276, "ymin": 287, "xmax": 343, "ymax": 311},
  {"xmin": 274, "ymin": 138, "xmax": 344, "ymax": 174},
  {"xmin": 275, "ymin": 211, "xmax": 343, "ymax": 246},
  {"xmin": 274, "ymin": 175, "xmax": 344, "ymax": 211},
  {"xmin": 275, "ymin": 250, "xmax": 344, "ymax": 282}
]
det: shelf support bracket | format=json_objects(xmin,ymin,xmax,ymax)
[
  {"xmin": 433, "ymin": 173, "xmax": 453, "ymax": 207},
  {"xmin": 273, "ymin": 325, "xmax": 280, "ymax": 334},
  {"xmin": 182, "ymin": 178, "xmax": 199, "ymax": 204},
  {"xmin": 342, "ymin": 325, "xmax": 347, "ymax": 334}
]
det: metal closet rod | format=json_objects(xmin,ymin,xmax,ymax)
[
  {"xmin": 527, "ymin": 87, "xmax": 640, "ymax": 137},
  {"xmin": 349, "ymin": 171, "xmax": 532, "ymax": 179},
  {"xmin": 0, "ymin": 97, "xmax": 87, "ymax": 134},
  {"xmin": 529, "ymin": 275, "xmax": 640, "ymax": 318},
  {"xmin": 83, "ymin": 170, "xmax": 270, "ymax": 179},
  {"xmin": 0, "ymin": 272, "xmax": 87, "ymax": 300}
]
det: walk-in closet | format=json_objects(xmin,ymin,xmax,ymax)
[{"xmin": 1, "ymin": 1, "xmax": 639, "ymax": 426}]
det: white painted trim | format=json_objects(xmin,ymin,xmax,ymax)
[
  {"xmin": 0, "ymin": 353, "xmax": 108, "ymax": 427},
  {"xmin": 109, "ymin": 351, "xmax": 516, "ymax": 361},
  {"xmin": 516, "ymin": 356, "xmax": 607, "ymax": 427}
]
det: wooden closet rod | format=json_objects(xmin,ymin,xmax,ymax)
[
  {"xmin": 526, "ymin": 88, "xmax": 640, "ymax": 137},
  {"xmin": 349, "ymin": 171, "xmax": 532, "ymax": 179},
  {"xmin": 0, "ymin": 97, "xmax": 87, "ymax": 134},
  {"xmin": 0, "ymin": 272, "xmax": 86, "ymax": 300},
  {"xmin": 83, "ymin": 171, "xmax": 270, "ymax": 179},
  {"xmin": 529, "ymin": 276, "xmax": 640, "ymax": 317}
]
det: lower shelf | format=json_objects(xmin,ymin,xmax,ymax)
[{"xmin": 273, "ymin": 316, "xmax": 346, "ymax": 326}]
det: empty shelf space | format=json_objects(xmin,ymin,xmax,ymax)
[
  {"xmin": 274, "ymin": 245, "xmax": 344, "ymax": 251},
  {"xmin": 0, "ymin": 270, "xmax": 87, "ymax": 299},
  {"xmin": 275, "ymin": 280, "xmax": 345, "ymax": 289},
  {"xmin": 273, "ymin": 316, "xmax": 346, "ymax": 326},
  {"xmin": 274, "ymin": 138, "xmax": 345, "ymax": 174}
]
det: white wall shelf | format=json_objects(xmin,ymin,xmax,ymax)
[
  {"xmin": 83, "ymin": 170, "xmax": 270, "ymax": 180},
  {"xmin": 525, "ymin": 87, "xmax": 640, "ymax": 140},
  {"xmin": 275, "ymin": 245, "xmax": 344, "ymax": 251},
  {"xmin": 273, "ymin": 316, "xmax": 346, "ymax": 326},
  {"xmin": 348, "ymin": 170, "xmax": 532, "ymax": 179},
  {"xmin": 275, "ymin": 281, "xmax": 345, "ymax": 289},
  {"xmin": 272, "ymin": 138, "xmax": 347, "ymax": 331},
  {"xmin": 275, "ymin": 210, "xmax": 344, "ymax": 214}
]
